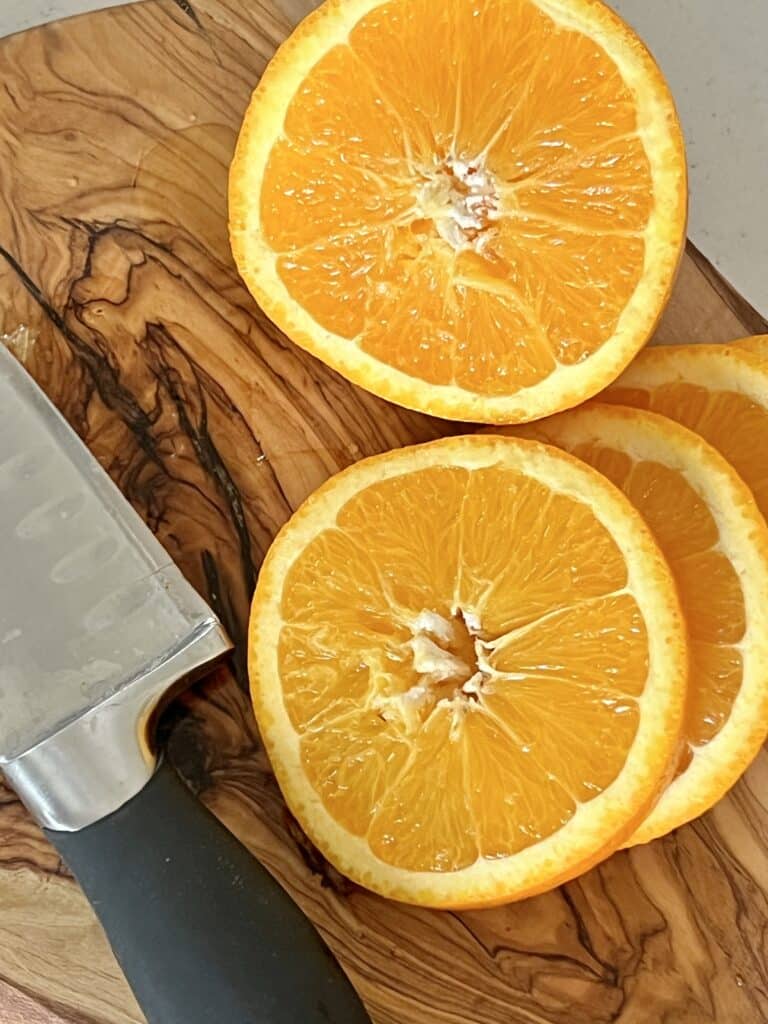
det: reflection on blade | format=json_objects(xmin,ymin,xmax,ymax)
[{"xmin": 0, "ymin": 344, "xmax": 222, "ymax": 762}]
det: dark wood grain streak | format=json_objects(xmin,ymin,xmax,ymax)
[
  {"xmin": 0, "ymin": 2, "xmax": 767, "ymax": 1023},
  {"xmin": 173, "ymin": 0, "xmax": 204, "ymax": 28}
]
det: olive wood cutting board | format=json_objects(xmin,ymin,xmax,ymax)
[{"xmin": 1, "ymin": 1, "xmax": 767, "ymax": 1022}]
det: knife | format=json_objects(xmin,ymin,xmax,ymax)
[{"xmin": 0, "ymin": 343, "xmax": 370, "ymax": 1024}]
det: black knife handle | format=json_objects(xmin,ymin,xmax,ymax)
[{"xmin": 45, "ymin": 759, "xmax": 371, "ymax": 1024}]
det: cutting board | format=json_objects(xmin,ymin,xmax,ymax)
[{"xmin": 1, "ymin": 2, "xmax": 768, "ymax": 1022}]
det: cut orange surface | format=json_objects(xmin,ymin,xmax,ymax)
[
  {"xmin": 508, "ymin": 404, "xmax": 768, "ymax": 843},
  {"xmin": 230, "ymin": 0, "xmax": 686, "ymax": 423},
  {"xmin": 604, "ymin": 344, "xmax": 768, "ymax": 521},
  {"xmin": 249, "ymin": 436, "xmax": 687, "ymax": 907}
]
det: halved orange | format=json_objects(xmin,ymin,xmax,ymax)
[
  {"xmin": 508, "ymin": 404, "xmax": 768, "ymax": 843},
  {"xmin": 604, "ymin": 344, "xmax": 768, "ymax": 519},
  {"xmin": 230, "ymin": 0, "xmax": 686, "ymax": 423},
  {"xmin": 249, "ymin": 435, "xmax": 686, "ymax": 906}
]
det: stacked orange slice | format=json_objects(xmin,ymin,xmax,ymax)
[
  {"xmin": 248, "ymin": 344, "xmax": 768, "ymax": 906},
  {"xmin": 511, "ymin": 401, "xmax": 768, "ymax": 843}
]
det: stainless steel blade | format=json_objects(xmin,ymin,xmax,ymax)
[{"xmin": 0, "ymin": 343, "xmax": 230, "ymax": 829}]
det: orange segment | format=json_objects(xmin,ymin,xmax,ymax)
[
  {"xmin": 486, "ymin": 674, "xmax": 640, "ymax": 799},
  {"xmin": 508, "ymin": 404, "xmax": 768, "ymax": 843},
  {"xmin": 301, "ymin": 708, "xmax": 411, "ymax": 838},
  {"xmin": 487, "ymin": 592, "xmax": 648, "ymax": 699},
  {"xmin": 230, "ymin": 0, "xmax": 686, "ymax": 423},
  {"xmin": 458, "ymin": 469, "xmax": 629, "ymax": 633},
  {"xmin": 462, "ymin": 708, "xmax": 576, "ymax": 859},
  {"xmin": 249, "ymin": 435, "xmax": 686, "ymax": 906},
  {"xmin": 368, "ymin": 707, "xmax": 478, "ymax": 872},
  {"xmin": 492, "ymin": 222, "xmax": 648, "ymax": 366},
  {"xmin": 688, "ymin": 642, "xmax": 744, "ymax": 747}
]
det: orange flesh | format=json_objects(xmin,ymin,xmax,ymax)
[
  {"xmin": 567, "ymin": 441, "xmax": 745, "ymax": 750},
  {"xmin": 278, "ymin": 464, "xmax": 647, "ymax": 872},
  {"xmin": 261, "ymin": 0, "xmax": 653, "ymax": 396}
]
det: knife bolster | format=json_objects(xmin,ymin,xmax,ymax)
[{"xmin": 3, "ymin": 619, "xmax": 229, "ymax": 831}]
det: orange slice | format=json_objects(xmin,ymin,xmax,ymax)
[
  {"xmin": 604, "ymin": 344, "xmax": 768, "ymax": 520},
  {"xmin": 230, "ymin": 0, "xmax": 686, "ymax": 423},
  {"xmin": 249, "ymin": 435, "xmax": 686, "ymax": 907},
  {"xmin": 508, "ymin": 404, "xmax": 768, "ymax": 843}
]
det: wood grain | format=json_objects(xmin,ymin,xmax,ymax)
[
  {"xmin": 0, "ymin": 2, "xmax": 766, "ymax": 1022},
  {"xmin": 0, "ymin": 978, "xmax": 72, "ymax": 1024}
]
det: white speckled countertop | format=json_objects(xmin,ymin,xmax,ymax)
[{"xmin": 2, "ymin": 0, "xmax": 766, "ymax": 316}]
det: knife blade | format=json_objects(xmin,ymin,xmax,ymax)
[{"xmin": 0, "ymin": 340, "xmax": 230, "ymax": 828}]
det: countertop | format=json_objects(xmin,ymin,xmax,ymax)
[{"xmin": 1, "ymin": 0, "xmax": 766, "ymax": 316}]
